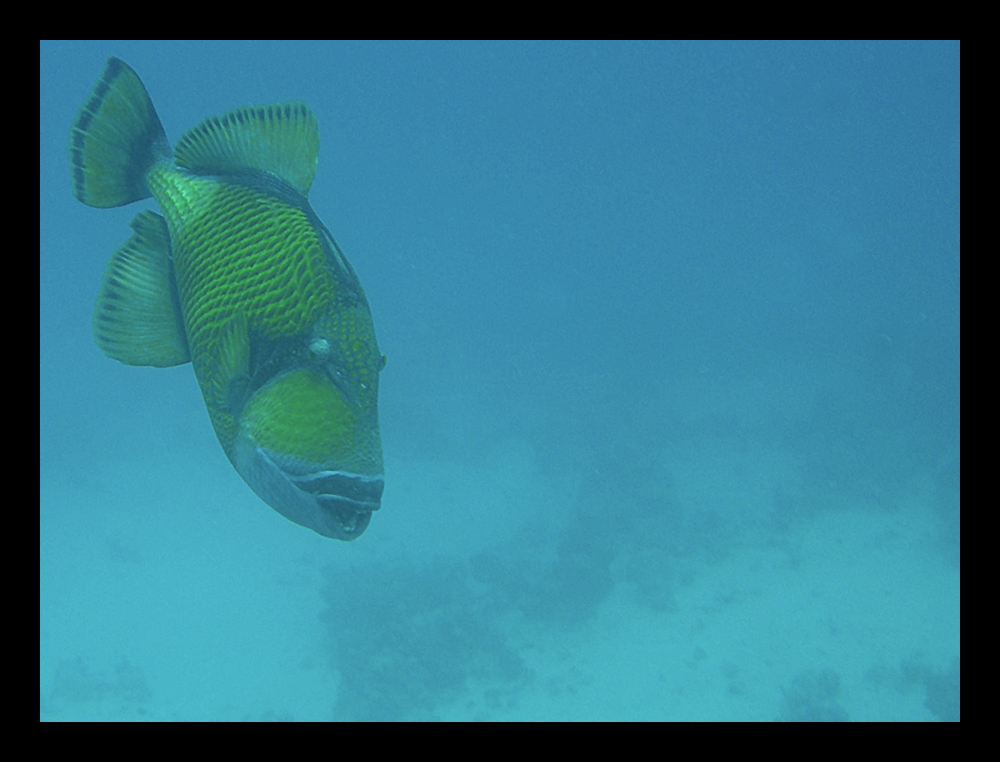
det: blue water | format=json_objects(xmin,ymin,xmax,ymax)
[{"xmin": 40, "ymin": 40, "xmax": 960, "ymax": 721}]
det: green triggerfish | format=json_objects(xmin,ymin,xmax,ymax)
[{"xmin": 70, "ymin": 57, "xmax": 385, "ymax": 540}]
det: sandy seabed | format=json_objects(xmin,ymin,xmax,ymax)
[{"xmin": 40, "ymin": 435, "xmax": 959, "ymax": 722}]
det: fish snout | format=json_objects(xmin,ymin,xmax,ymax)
[
  {"xmin": 234, "ymin": 439, "xmax": 383, "ymax": 540},
  {"xmin": 291, "ymin": 468, "xmax": 385, "ymax": 537}
]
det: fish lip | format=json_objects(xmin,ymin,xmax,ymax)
[
  {"xmin": 288, "ymin": 470, "xmax": 384, "ymax": 511},
  {"xmin": 289, "ymin": 470, "xmax": 384, "ymax": 539},
  {"xmin": 235, "ymin": 440, "xmax": 382, "ymax": 540}
]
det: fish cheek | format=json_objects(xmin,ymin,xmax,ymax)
[{"xmin": 239, "ymin": 369, "xmax": 356, "ymax": 465}]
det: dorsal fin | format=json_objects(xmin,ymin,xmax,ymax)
[{"xmin": 173, "ymin": 102, "xmax": 319, "ymax": 196}]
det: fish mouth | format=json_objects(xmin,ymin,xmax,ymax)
[
  {"xmin": 287, "ymin": 469, "xmax": 384, "ymax": 538},
  {"xmin": 234, "ymin": 441, "xmax": 383, "ymax": 540}
]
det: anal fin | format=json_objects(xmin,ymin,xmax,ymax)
[{"xmin": 92, "ymin": 210, "xmax": 190, "ymax": 367}]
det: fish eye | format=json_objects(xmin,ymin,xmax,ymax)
[{"xmin": 308, "ymin": 338, "xmax": 331, "ymax": 362}]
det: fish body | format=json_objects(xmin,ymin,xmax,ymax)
[{"xmin": 71, "ymin": 57, "xmax": 384, "ymax": 540}]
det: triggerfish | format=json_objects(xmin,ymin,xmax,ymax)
[{"xmin": 70, "ymin": 57, "xmax": 385, "ymax": 540}]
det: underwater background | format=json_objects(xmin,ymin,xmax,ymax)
[{"xmin": 40, "ymin": 40, "xmax": 960, "ymax": 721}]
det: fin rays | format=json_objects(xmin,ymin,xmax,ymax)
[
  {"xmin": 174, "ymin": 102, "xmax": 319, "ymax": 196},
  {"xmin": 69, "ymin": 57, "xmax": 170, "ymax": 208},
  {"xmin": 92, "ymin": 211, "xmax": 190, "ymax": 367}
]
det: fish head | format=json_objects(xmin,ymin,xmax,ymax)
[{"xmin": 230, "ymin": 333, "xmax": 384, "ymax": 541}]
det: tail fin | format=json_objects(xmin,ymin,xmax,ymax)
[{"xmin": 69, "ymin": 57, "xmax": 170, "ymax": 208}]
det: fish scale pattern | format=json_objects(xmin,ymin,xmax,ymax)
[{"xmin": 170, "ymin": 182, "xmax": 337, "ymax": 361}]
